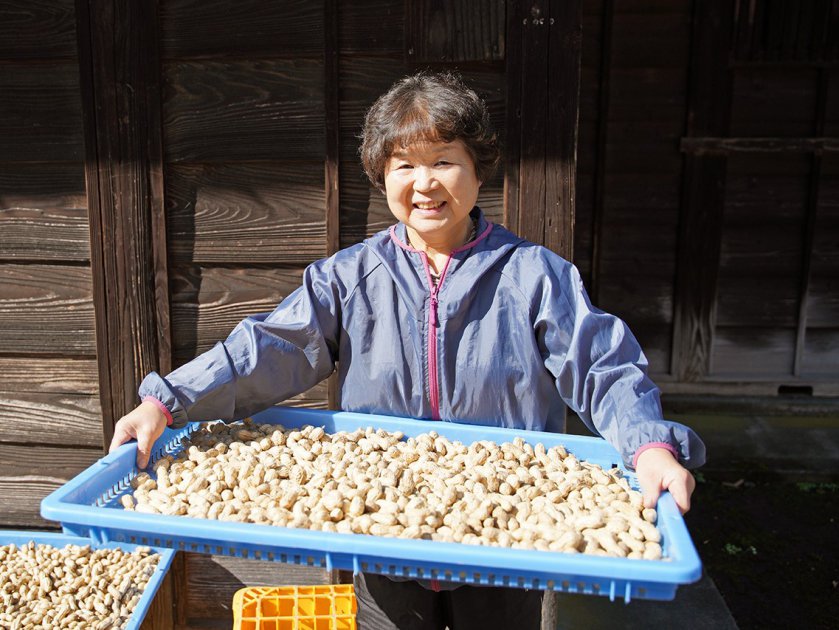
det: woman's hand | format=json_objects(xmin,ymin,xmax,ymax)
[
  {"xmin": 634, "ymin": 447, "xmax": 696, "ymax": 514},
  {"xmin": 109, "ymin": 400, "xmax": 169, "ymax": 469}
]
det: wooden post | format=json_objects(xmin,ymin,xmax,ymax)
[
  {"xmin": 505, "ymin": 2, "xmax": 582, "ymax": 628},
  {"xmin": 74, "ymin": 0, "xmax": 171, "ymax": 444},
  {"xmin": 325, "ymin": 0, "xmax": 342, "ymax": 411},
  {"xmin": 505, "ymin": 0, "xmax": 579, "ymax": 260}
]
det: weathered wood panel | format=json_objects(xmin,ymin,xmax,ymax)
[
  {"xmin": 670, "ymin": 0, "xmax": 734, "ymax": 382},
  {"xmin": 0, "ymin": 208, "xmax": 89, "ymax": 262},
  {"xmin": 730, "ymin": 67, "xmax": 819, "ymax": 137},
  {"xmin": 183, "ymin": 553, "xmax": 329, "ymax": 624},
  {"xmin": 0, "ymin": 444, "xmax": 100, "ymax": 528},
  {"xmin": 0, "ymin": 265, "xmax": 95, "ymax": 354},
  {"xmin": 802, "ymin": 330, "xmax": 839, "ymax": 375},
  {"xmin": 0, "ymin": 161, "xmax": 88, "ymax": 262},
  {"xmin": 808, "ymin": 155, "xmax": 839, "ymax": 327},
  {"xmin": 716, "ymin": 154, "xmax": 810, "ymax": 330},
  {"xmin": 606, "ymin": 67, "xmax": 688, "ymax": 121},
  {"xmin": 166, "ymin": 162, "xmax": 326, "ymax": 266},
  {"xmin": 407, "ymin": 0, "xmax": 504, "ymax": 63},
  {"xmin": 159, "ymin": 0, "xmax": 322, "ymax": 60},
  {"xmin": 0, "ymin": 358, "xmax": 98, "ymax": 394},
  {"xmin": 338, "ymin": 175, "xmax": 400, "ymax": 248},
  {"xmin": 339, "ymin": 0, "xmax": 404, "ymax": 56},
  {"xmin": 162, "ymin": 59, "xmax": 325, "ymax": 163},
  {"xmin": 170, "ymin": 266, "xmax": 305, "ymax": 358},
  {"xmin": 711, "ymin": 327, "xmax": 796, "ymax": 377},
  {"xmin": 338, "ymin": 58, "xmax": 507, "ymax": 138},
  {"xmin": 0, "ymin": 63, "xmax": 84, "ymax": 162},
  {"xmin": 0, "ymin": 393, "xmax": 101, "ymax": 446},
  {"xmin": 825, "ymin": 74, "xmax": 839, "ymax": 135},
  {"xmin": 731, "ymin": 0, "xmax": 836, "ymax": 63},
  {"xmin": 609, "ymin": 7, "xmax": 691, "ymax": 68},
  {"xmin": 0, "ymin": 0, "xmax": 77, "ymax": 60}
]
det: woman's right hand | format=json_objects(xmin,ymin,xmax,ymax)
[{"xmin": 109, "ymin": 400, "xmax": 169, "ymax": 469}]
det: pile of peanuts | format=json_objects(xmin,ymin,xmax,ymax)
[
  {"xmin": 123, "ymin": 419, "xmax": 663, "ymax": 559},
  {"xmin": 0, "ymin": 541, "xmax": 159, "ymax": 629}
]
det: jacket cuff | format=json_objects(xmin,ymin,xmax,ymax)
[
  {"xmin": 142, "ymin": 395, "xmax": 174, "ymax": 427},
  {"xmin": 632, "ymin": 441, "xmax": 679, "ymax": 469},
  {"xmin": 138, "ymin": 371, "xmax": 190, "ymax": 428}
]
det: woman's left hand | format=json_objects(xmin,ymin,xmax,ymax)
[{"xmin": 634, "ymin": 447, "xmax": 696, "ymax": 514}]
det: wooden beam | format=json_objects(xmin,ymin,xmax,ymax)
[
  {"xmin": 74, "ymin": 0, "xmax": 171, "ymax": 443},
  {"xmin": 325, "ymin": 0, "xmax": 341, "ymax": 411},
  {"xmin": 671, "ymin": 0, "xmax": 735, "ymax": 381},
  {"xmin": 681, "ymin": 136, "xmax": 839, "ymax": 154}
]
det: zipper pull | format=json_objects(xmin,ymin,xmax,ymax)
[{"xmin": 430, "ymin": 295, "xmax": 439, "ymax": 327}]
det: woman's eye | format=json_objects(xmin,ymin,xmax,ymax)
[
  {"xmin": 397, "ymin": 163, "xmax": 413, "ymax": 170},
  {"xmin": 436, "ymin": 161, "xmax": 451, "ymax": 166}
]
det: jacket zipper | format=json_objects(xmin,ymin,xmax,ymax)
[{"xmin": 419, "ymin": 252, "xmax": 455, "ymax": 421}]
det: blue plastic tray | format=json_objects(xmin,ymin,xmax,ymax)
[
  {"xmin": 41, "ymin": 406, "xmax": 701, "ymax": 602},
  {"xmin": 0, "ymin": 529, "xmax": 175, "ymax": 629}
]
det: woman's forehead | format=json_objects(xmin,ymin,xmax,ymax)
[{"xmin": 389, "ymin": 139, "xmax": 465, "ymax": 159}]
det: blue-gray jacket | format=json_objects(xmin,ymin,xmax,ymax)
[{"xmin": 140, "ymin": 208, "xmax": 705, "ymax": 470}]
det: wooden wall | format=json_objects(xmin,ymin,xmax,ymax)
[
  {"xmin": 0, "ymin": 0, "xmax": 102, "ymax": 529},
  {"xmin": 576, "ymin": 0, "xmax": 839, "ymax": 396},
  {"xmin": 1, "ymin": 0, "xmax": 838, "ymax": 627}
]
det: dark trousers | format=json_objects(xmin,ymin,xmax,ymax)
[{"xmin": 353, "ymin": 572, "xmax": 544, "ymax": 630}]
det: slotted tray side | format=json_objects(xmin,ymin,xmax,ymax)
[{"xmin": 0, "ymin": 530, "xmax": 176, "ymax": 630}]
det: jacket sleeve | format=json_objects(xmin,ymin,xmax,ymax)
[
  {"xmin": 536, "ymin": 262, "xmax": 706, "ymax": 470},
  {"xmin": 138, "ymin": 260, "xmax": 341, "ymax": 428}
]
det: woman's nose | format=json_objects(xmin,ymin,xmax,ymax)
[{"xmin": 413, "ymin": 166, "xmax": 437, "ymax": 191}]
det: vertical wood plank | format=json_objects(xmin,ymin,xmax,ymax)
[
  {"xmin": 545, "ymin": 0, "xmax": 581, "ymax": 260},
  {"xmin": 74, "ymin": 0, "xmax": 171, "ymax": 443},
  {"xmin": 671, "ymin": 0, "xmax": 735, "ymax": 381},
  {"xmin": 794, "ymin": 68, "xmax": 828, "ymax": 374},
  {"xmin": 506, "ymin": 0, "xmax": 579, "ymax": 255},
  {"xmin": 517, "ymin": 1, "xmax": 549, "ymax": 245},
  {"xmin": 503, "ymin": 0, "xmax": 523, "ymax": 231},
  {"xmin": 325, "ymin": 0, "xmax": 341, "ymax": 410},
  {"xmin": 589, "ymin": 0, "xmax": 614, "ymax": 301},
  {"xmin": 407, "ymin": 0, "xmax": 504, "ymax": 63}
]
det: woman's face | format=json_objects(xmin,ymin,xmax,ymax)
[{"xmin": 384, "ymin": 139, "xmax": 481, "ymax": 252}]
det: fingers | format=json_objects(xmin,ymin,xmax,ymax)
[
  {"xmin": 108, "ymin": 422, "xmax": 134, "ymax": 455},
  {"xmin": 667, "ymin": 472, "xmax": 696, "ymax": 514},
  {"xmin": 135, "ymin": 434, "xmax": 153, "ymax": 470},
  {"xmin": 108, "ymin": 401, "xmax": 169, "ymax": 469},
  {"xmin": 642, "ymin": 483, "xmax": 662, "ymax": 510}
]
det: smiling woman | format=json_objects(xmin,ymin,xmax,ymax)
[{"xmin": 111, "ymin": 70, "xmax": 705, "ymax": 630}]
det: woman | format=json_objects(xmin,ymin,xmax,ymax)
[{"xmin": 111, "ymin": 71, "xmax": 704, "ymax": 629}]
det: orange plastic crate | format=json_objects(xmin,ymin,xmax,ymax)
[{"xmin": 233, "ymin": 585, "xmax": 357, "ymax": 630}]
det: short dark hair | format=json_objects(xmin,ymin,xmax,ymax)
[{"xmin": 360, "ymin": 71, "xmax": 500, "ymax": 192}]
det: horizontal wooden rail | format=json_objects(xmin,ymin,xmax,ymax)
[{"xmin": 681, "ymin": 137, "xmax": 839, "ymax": 154}]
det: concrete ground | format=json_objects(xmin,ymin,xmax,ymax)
[
  {"xmin": 560, "ymin": 401, "xmax": 839, "ymax": 629},
  {"xmin": 553, "ymin": 573, "xmax": 737, "ymax": 629}
]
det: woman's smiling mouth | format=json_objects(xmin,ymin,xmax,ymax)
[{"xmin": 413, "ymin": 201, "xmax": 447, "ymax": 213}]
